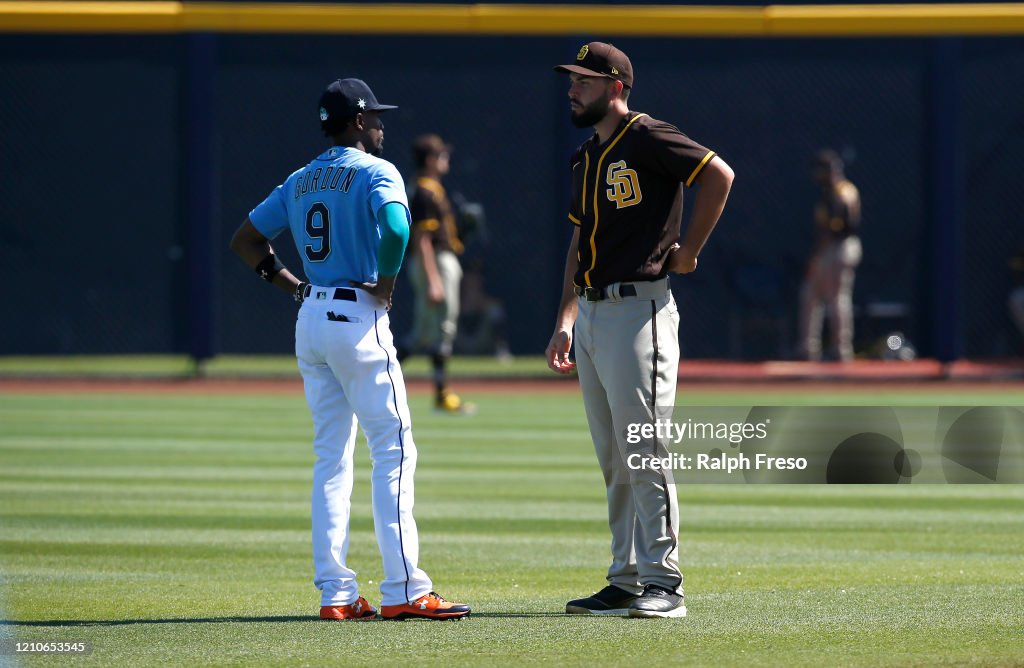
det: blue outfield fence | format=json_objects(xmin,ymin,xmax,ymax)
[{"xmin": 1, "ymin": 7, "xmax": 1023, "ymax": 360}]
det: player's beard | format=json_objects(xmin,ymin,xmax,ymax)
[{"xmin": 570, "ymin": 95, "xmax": 611, "ymax": 128}]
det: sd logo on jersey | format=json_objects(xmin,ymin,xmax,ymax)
[{"xmin": 605, "ymin": 161, "xmax": 642, "ymax": 209}]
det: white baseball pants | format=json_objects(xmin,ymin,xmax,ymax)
[{"xmin": 295, "ymin": 286, "xmax": 433, "ymax": 607}]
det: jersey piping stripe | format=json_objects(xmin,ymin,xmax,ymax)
[
  {"xmin": 373, "ymin": 310, "xmax": 412, "ymax": 602},
  {"xmin": 685, "ymin": 150, "xmax": 716, "ymax": 187},
  {"xmin": 583, "ymin": 113, "xmax": 648, "ymax": 287},
  {"xmin": 570, "ymin": 160, "xmax": 583, "ymax": 223},
  {"xmin": 581, "ymin": 152, "xmax": 591, "ymax": 216}
]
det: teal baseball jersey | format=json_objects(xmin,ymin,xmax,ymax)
[{"xmin": 249, "ymin": 145, "xmax": 410, "ymax": 287}]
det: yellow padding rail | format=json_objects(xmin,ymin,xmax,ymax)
[{"xmin": 2, "ymin": 2, "xmax": 1024, "ymax": 36}]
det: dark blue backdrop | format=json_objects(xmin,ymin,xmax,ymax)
[{"xmin": 2, "ymin": 33, "xmax": 1022, "ymax": 359}]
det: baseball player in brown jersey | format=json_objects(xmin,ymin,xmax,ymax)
[
  {"xmin": 399, "ymin": 134, "xmax": 474, "ymax": 414},
  {"xmin": 546, "ymin": 42, "xmax": 734, "ymax": 618},
  {"xmin": 798, "ymin": 149, "xmax": 862, "ymax": 362}
]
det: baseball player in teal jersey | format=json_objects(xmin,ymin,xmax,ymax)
[
  {"xmin": 230, "ymin": 78, "xmax": 469, "ymax": 621},
  {"xmin": 547, "ymin": 43, "xmax": 734, "ymax": 618}
]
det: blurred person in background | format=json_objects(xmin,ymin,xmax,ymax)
[
  {"xmin": 398, "ymin": 134, "xmax": 475, "ymax": 414},
  {"xmin": 797, "ymin": 148, "xmax": 862, "ymax": 362}
]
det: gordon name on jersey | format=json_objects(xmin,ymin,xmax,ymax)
[
  {"xmin": 292, "ymin": 163, "xmax": 360, "ymax": 199},
  {"xmin": 249, "ymin": 146, "xmax": 410, "ymax": 287}
]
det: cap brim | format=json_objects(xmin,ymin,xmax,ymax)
[
  {"xmin": 553, "ymin": 64, "xmax": 612, "ymax": 79},
  {"xmin": 368, "ymin": 104, "xmax": 398, "ymax": 112}
]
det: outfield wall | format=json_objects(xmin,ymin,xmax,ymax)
[{"xmin": 2, "ymin": 4, "xmax": 1023, "ymax": 360}]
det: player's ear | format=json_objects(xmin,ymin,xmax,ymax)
[
  {"xmin": 351, "ymin": 112, "xmax": 365, "ymax": 131},
  {"xmin": 610, "ymin": 79, "xmax": 624, "ymax": 100}
]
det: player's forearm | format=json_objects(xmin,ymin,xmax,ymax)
[
  {"xmin": 230, "ymin": 219, "xmax": 302, "ymax": 296},
  {"xmin": 555, "ymin": 229, "xmax": 581, "ymax": 330},
  {"xmin": 416, "ymin": 233, "xmax": 443, "ymax": 287},
  {"xmin": 680, "ymin": 157, "xmax": 734, "ymax": 256},
  {"xmin": 848, "ymin": 195, "xmax": 862, "ymax": 228}
]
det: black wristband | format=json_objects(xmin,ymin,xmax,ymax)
[
  {"xmin": 254, "ymin": 254, "xmax": 285, "ymax": 282},
  {"xmin": 294, "ymin": 281, "xmax": 309, "ymax": 303}
]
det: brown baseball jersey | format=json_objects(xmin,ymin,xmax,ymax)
[
  {"xmin": 568, "ymin": 111, "xmax": 716, "ymax": 288},
  {"xmin": 410, "ymin": 176, "xmax": 464, "ymax": 255},
  {"xmin": 814, "ymin": 179, "xmax": 860, "ymax": 241}
]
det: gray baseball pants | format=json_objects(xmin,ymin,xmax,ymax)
[
  {"xmin": 573, "ymin": 278, "xmax": 683, "ymax": 596},
  {"xmin": 799, "ymin": 236, "xmax": 862, "ymax": 361},
  {"xmin": 407, "ymin": 249, "xmax": 462, "ymax": 357}
]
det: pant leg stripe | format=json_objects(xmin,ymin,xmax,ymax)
[
  {"xmin": 650, "ymin": 300, "xmax": 658, "ymax": 413},
  {"xmin": 651, "ymin": 299, "xmax": 682, "ymax": 591},
  {"xmin": 374, "ymin": 309, "xmax": 412, "ymax": 602}
]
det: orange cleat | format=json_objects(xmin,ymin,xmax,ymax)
[
  {"xmin": 320, "ymin": 596, "xmax": 377, "ymax": 620},
  {"xmin": 379, "ymin": 592, "xmax": 471, "ymax": 621}
]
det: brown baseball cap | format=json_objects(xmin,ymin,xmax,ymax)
[
  {"xmin": 554, "ymin": 42, "xmax": 634, "ymax": 88},
  {"xmin": 413, "ymin": 133, "xmax": 451, "ymax": 156},
  {"xmin": 412, "ymin": 134, "xmax": 452, "ymax": 166}
]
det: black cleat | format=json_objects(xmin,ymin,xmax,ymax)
[
  {"xmin": 565, "ymin": 585, "xmax": 639, "ymax": 615},
  {"xmin": 628, "ymin": 584, "xmax": 687, "ymax": 618}
]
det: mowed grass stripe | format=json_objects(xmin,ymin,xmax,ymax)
[{"xmin": 2, "ymin": 390, "xmax": 1023, "ymax": 666}]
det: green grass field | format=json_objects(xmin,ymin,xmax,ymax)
[
  {"xmin": 0, "ymin": 355, "xmax": 540, "ymax": 380},
  {"xmin": 2, "ymin": 385, "xmax": 1024, "ymax": 666}
]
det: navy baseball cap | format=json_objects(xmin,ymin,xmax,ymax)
[
  {"xmin": 554, "ymin": 42, "xmax": 634, "ymax": 88},
  {"xmin": 319, "ymin": 78, "xmax": 398, "ymax": 133}
]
